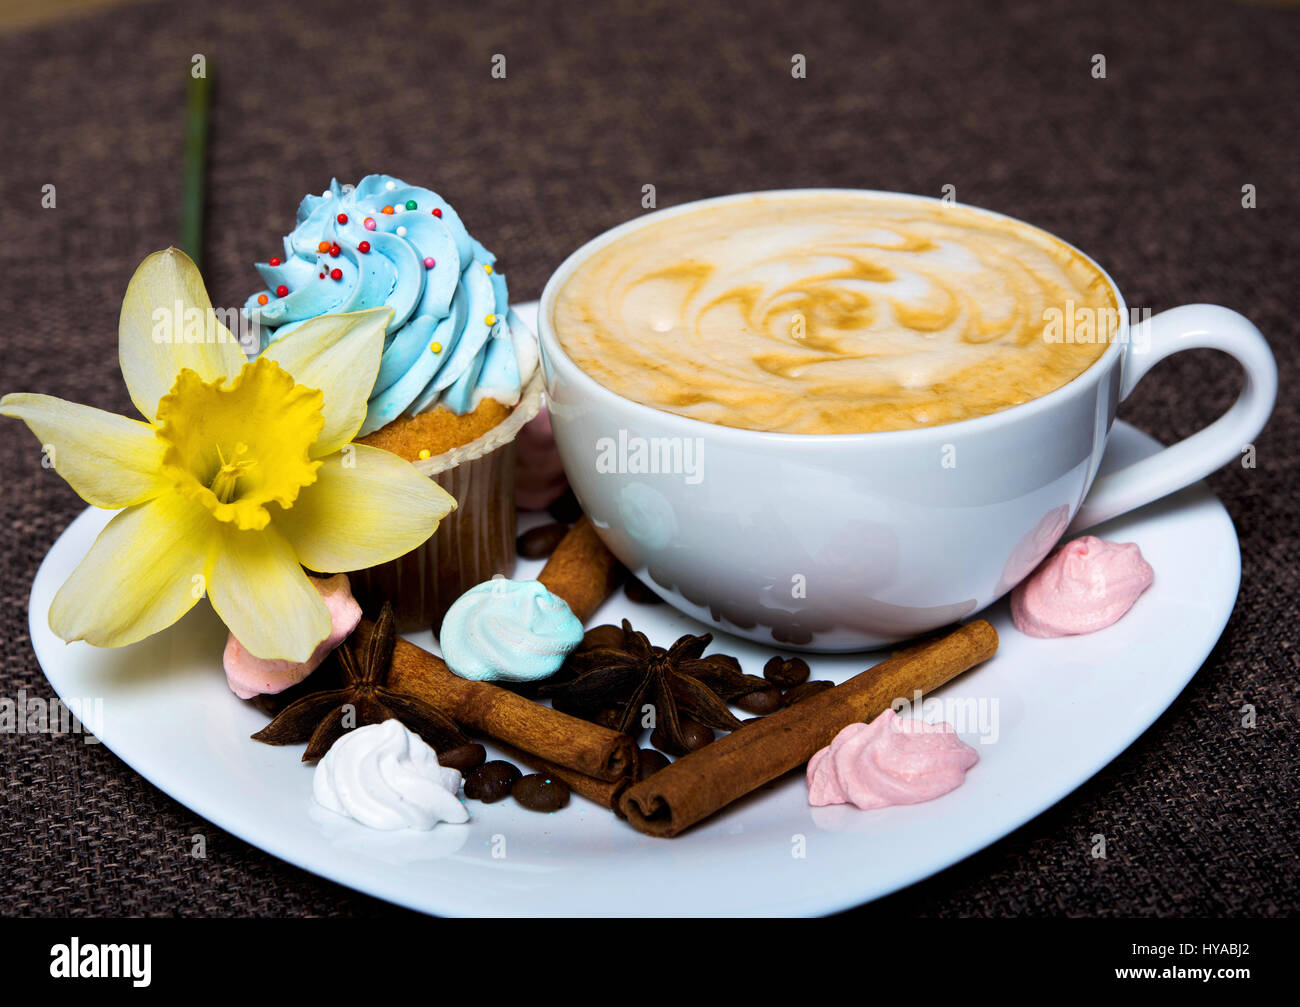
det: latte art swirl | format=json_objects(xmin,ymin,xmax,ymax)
[{"xmin": 554, "ymin": 194, "xmax": 1117, "ymax": 434}]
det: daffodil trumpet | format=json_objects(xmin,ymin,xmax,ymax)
[{"xmin": 2, "ymin": 249, "xmax": 456, "ymax": 663}]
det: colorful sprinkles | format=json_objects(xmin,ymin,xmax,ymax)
[{"xmin": 268, "ymin": 191, "xmax": 480, "ymax": 305}]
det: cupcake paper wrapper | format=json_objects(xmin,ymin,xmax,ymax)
[{"xmin": 351, "ymin": 371, "xmax": 545, "ymax": 633}]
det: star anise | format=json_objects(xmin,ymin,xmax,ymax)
[
  {"xmin": 540, "ymin": 620, "xmax": 770, "ymax": 753},
  {"xmin": 251, "ymin": 602, "xmax": 469, "ymax": 761}
]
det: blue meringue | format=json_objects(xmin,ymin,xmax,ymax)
[{"xmin": 439, "ymin": 578, "xmax": 584, "ymax": 683}]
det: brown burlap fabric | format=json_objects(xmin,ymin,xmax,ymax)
[{"xmin": 1, "ymin": 0, "xmax": 1296, "ymax": 917}]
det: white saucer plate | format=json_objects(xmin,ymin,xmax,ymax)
[{"xmin": 29, "ymin": 307, "xmax": 1240, "ymax": 916}]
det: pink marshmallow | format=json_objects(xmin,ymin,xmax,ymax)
[{"xmin": 223, "ymin": 573, "xmax": 362, "ymax": 699}]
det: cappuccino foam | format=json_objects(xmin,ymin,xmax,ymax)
[{"xmin": 553, "ymin": 193, "xmax": 1118, "ymax": 434}]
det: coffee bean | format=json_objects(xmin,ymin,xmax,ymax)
[
  {"xmin": 547, "ymin": 488, "xmax": 583, "ymax": 523},
  {"xmin": 517, "ymin": 522, "xmax": 570, "ymax": 559},
  {"xmin": 593, "ymin": 707, "xmax": 624, "ymax": 730},
  {"xmin": 682, "ymin": 720, "xmax": 715, "ymax": 750},
  {"xmin": 735, "ymin": 688, "xmax": 782, "ymax": 715},
  {"xmin": 512, "ymin": 772, "xmax": 571, "ymax": 812},
  {"xmin": 764, "ymin": 655, "xmax": 811, "ymax": 688},
  {"xmin": 637, "ymin": 748, "xmax": 672, "ymax": 780},
  {"xmin": 464, "ymin": 760, "xmax": 521, "ymax": 802},
  {"xmin": 651, "ymin": 718, "xmax": 714, "ymax": 755},
  {"xmin": 782, "ymin": 680, "xmax": 833, "ymax": 706},
  {"xmin": 438, "ymin": 743, "xmax": 486, "ymax": 772},
  {"xmin": 623, "ymin": 577, "xmax": 664, "ymax": 605},
  {"xmin": 581, "ymin": 624, "xmax": 626, "ymax": 650}
]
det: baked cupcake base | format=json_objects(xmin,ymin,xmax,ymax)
[{"xmin": 350, "ymin": 370, "xmax": 545, "ymax": 633}]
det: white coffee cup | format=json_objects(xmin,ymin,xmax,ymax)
[{"xmin": 537, "ymin": 190, "xmax": 1276, "ymax": 651}]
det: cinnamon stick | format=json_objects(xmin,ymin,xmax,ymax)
[
  {"xmin": 618, "ymin": 620, "xmax": 998, "ymax": 837},
  {"xmin": 493, "ymin": 742, "xmax": 632, "ymax": 813},
  {"xmin": 537, "ymin": 515, "xmax": 620, "ymax": 623},
  {"xmin": 354, "ymin": 620, "xmax": 637, "ymax": 782}
]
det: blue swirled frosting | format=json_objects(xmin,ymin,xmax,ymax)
[{"xmin": 244, "ymin": 175, "xmax": 538, "ymax": 436}]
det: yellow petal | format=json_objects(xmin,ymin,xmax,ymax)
[
  {"xmin": 155, "ymin": 358, "xmax": 323, "ymax": 531},
  {"xmin": 259, "ymin": 307, "xmax": 392, "ymax": 457},
  {"xmin": 208, "ymin": 521, "xmax": 331, "ymax": 662},
  {"xmin": 0, "ymin": 393, "xmax": 167, "ymax": 508},
  {"xmin": 49, "ymin": 492, "xmax": 214, "ymax": 647},
  {"xmin": 119, "ymin": 248, "xmax": 248, "ymax": 422},
  {"xmin": 275, "ymin": 443, "xmax": 456, "ymax": 573}
]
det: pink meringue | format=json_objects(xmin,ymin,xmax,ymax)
[
  {"xmin": 806, "ymin": 709, "xmax": 979, "ymax": 810},
  {"xmin": 223, "ymin": 574, "xmax": 362, "ymax": 699},
  {"xmin": 515, "ymin": 406, "xmax": 569, "ymax": 510},
  {"xmin": 1010, "ymin": 535, "xmax": 1153, "ymax": 638}
]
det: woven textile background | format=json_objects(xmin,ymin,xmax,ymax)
[{"xmin": 0, "ymin": 0, "xmax": 1296, "ymax": 916}]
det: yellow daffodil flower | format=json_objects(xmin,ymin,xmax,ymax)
[{"xmin": 1, "ymin": 248, "xmax": 456, "ymax": 662}]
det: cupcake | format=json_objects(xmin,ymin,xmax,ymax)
[{"xmin": 245, "ymin": 175, "xmax": 541, "ymax": 631}]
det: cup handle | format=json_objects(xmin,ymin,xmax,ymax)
[{"xmin": 1069, "ymin": 304, "xmax": 1277, "ymax": 532}]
